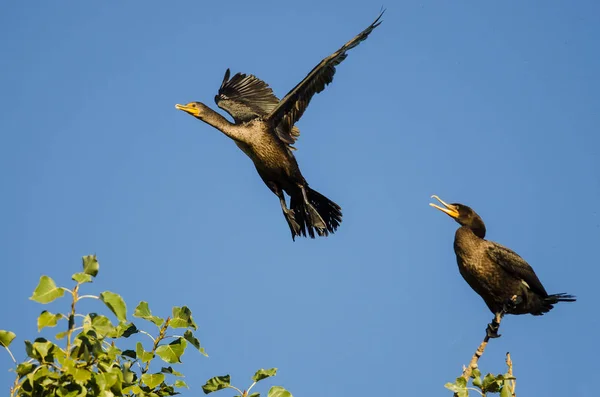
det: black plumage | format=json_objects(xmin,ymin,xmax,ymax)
[
  {"xmin": 176, "ymin": 12, "xmax": 383, "ymax": 240},
  {"xmin": 430, "ymin": 195, "xmax": 575, "ymax": 336}
]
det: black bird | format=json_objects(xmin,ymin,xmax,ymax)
[
  {"xmin": 430, "ymin": 195, "xmax": 575, "ymax": 337},
  {"xmin": 175, "ymin": 12, "xmax": 383, "ymax": 240}
]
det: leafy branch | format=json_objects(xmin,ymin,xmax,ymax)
[
  {"xmin": 202, "ymin": 368, "xmax": 290, "ymax": 397},
  {"xmin": 1, "ymin": 254, "xmax": 207, "ymax": 396}
]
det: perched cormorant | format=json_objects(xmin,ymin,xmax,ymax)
[
  {"xmin": 430, "ymin": 195, "xmax": 575, "ymax": 337},
  {"xmin": 175, "ymin": 12, "xmax": 383, "ymax": 240}
]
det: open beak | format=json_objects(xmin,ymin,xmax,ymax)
[
  {"xmin": 429, "ymin": 195, "xmax": 459, "ymax": 219},
  {"xmin": 175, "ymin": 103, "xmax": 199, "ymax": 117}
]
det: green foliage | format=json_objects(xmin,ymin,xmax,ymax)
[
  {"xmin": 0, "ymin": 330, "xmax": 16, "ymax": 348},
  {"xmin": 445, "ymin": 364, "xmax": 516, "ymax": 396},
  {"xmin": 3, "ymin": 255, "xmax": 205, "ymax": 396},
  {"xmin": 37, "ymin": 311, "xmax": 62, "ymax": 332},
  {"xmin": 2, "ymin": 254, "xmax": 293, "ymax": 397},
  {"xmin": 253, "ymin": 368, "xmax": 278, "ymax": 382},
  {"xmin": 202, "ymin": 375, "xmax": 231, "ymax": 393},
  {"xmin": 134, "ymin": 301, "xmax": 164, "ymax": 327},
  {"xmin": 202, "ymin": 371, "xmax": 291, "ymax": 397},
  {"xmin": 29, "ymin": 276, "xmax": 65, "ymax": 304},
  {"xmin": 268, "ymin": 385, "xmax": 293, "ymax": 397}
]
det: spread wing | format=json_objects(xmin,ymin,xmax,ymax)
[
  {"xmin": 265, "ymin": 11, "xmax": 383, "ymax": 142},
  {"xmin": 214, "ymin": 69, "xmax": 301, "ymax": 146},
  {"xmin": 486, "ymin": 242, "xmax": 549, "ymax": 297}
]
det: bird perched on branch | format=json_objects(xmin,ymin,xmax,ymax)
[
  {"xmin": 430, "ymin": 195, "xmax": 576, "ymax": 337},
  {"xmin": 175, "ymin": 12, "xmax": 384, "ymax": 240}
]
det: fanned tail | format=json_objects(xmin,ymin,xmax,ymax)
[{"xmin": 290, "ymin": 187, "xmax": 342, "ymax": 239}]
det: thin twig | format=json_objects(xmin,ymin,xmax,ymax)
[
  {"xmin": 78, "ymin": 295, "xmax": 99, "ymax": 300},
  {"xmin": 139, "ymin": 330, "xmax": 156, "ymax": 343},
  {"xmin": 66, "ymin": 284, "xmax": 80, "ymax": 358},
  {"xmin": 506, "ymin": 352, "xmax": 516, "ymax": 397},
  {"xmin": 4, "ymin": 346, "xmax": 16, "ymax": 364},
  {"xmin": 227, "ymin": 385, "xmax": 244, "ymax": 395},
  {"xmin": 460, "ymin": 312, "xmax": 503, "ymax": 381},
  {"xmin": 144, "ymin": 317, "xmax": 170, "ymax": 373}
]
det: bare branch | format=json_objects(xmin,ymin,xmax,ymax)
[{"xmin": 506, "ymin": 352, "xmax": 516, "ymax": 397}]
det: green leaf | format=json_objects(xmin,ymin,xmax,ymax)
[
  {"xmin": 202, "ymin": 375, "xmax": 231, "ymax": 394},
  {"xmin": 268, "ymin": 386, "xmax": 293, "ymax": 397},
  {"xmin": 90, "ymin": 315, "xmax": 116, "ymax": 337},
  {"xmin": 25, "ymin": 338, "xmax": 56, "ymax": 362},
  {"xmin": 57, "ymin": 384, "xmax": 83, "ymax": 397},
  {"xmin": 445, "ymin": 378, "xmax": 468, "ymax": 397},
  {"xmin": 161, "ymin": 366, "xmax": 184, "ymax": 377},
  {"xmin": 501, "ymin": 383, "xmax": 512, "ymax": 397},
  {"xmin": 16, "ymin": 362, "xmax": 36, "ymax": 378},
  {"xmin": 123, "ymin": 385, "xmax": 143, "ymax": 395},
  {"xmin": 253, "ymin": 368, "xmax": 278, "ymax": 382},
  {"xmin": 142, "ymin": 373, "xmax": 165, "ymax": 389},
  {"xmin": 0, "ymin": 330, "xmax": 16, "ymax": 348},
  {"xmin": 100, "ymin": 291, "xmax": 127, "ymax": 322},
  {"xmin": 133, "ymin": 301, "xmax": 164, "ymax": 326},
  {"xmin": 55, "ymin": 330, "xmax": 68, "ymax": 340},
  {"xmin": 444, "ymin": 383, "xmax": 459, "ymax": 393},
  {"xmin": 184, "ymin": 330, "xmax": 208, "ymax": 356},
  {"xmin": 482, "ymin": 373, "xmax": 501, "ymax": 393},
  {"xmin": 136, "ymin": 342, "xmax": 154, "ymax": 363},
  {"xmin": 174, "ymin": 380, "xmax": 189, "ymax": 389},
  {"xmin": 113, "ymin": 322, "xmax": 138, "ymax": 338},
  {"xmin": 37, "ymin": 311, "xmax": 62, "ymax": 332},
  {"xmin": 249, "ymin": 393, "xmax": 260, "ymax": 397},
  {"xmin": 155, "ymin": 337, "xmax": 187, "ymax": 364},
  {"xmin": 82, "ymin": 255, "xmax": 99, "ymax": 277},
  {"xmin": 471, "ymin": 368, "xmax": 482, "ymax": 388},
  {"xmin": 71, "ymin": 272, "xmax": 92, "ymax": 284},
  {"xmin": 63, "ymin": 358, "xmax": 92, "ymax": 383},
  {"xmin": 171, "ymin": 306, "xmax": 197, "ymax": 330},
  {"xmin": 455, "ymin": 377, "xmax": 467, "ymax": 388},
  {"xmin": 30, "ymin": 276, "xmax": 65, "ymax": 304}
]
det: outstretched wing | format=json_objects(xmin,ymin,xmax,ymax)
[
  {"xmin": 265, "ymin": 11, "xmax": 384, "ymax": 142},
  {"xmin": 215, "ymin": 69, "xmax": 280, "ymax": 122},
  {"xmin": 486, "ymin": 242, "xmax": 549, "ymax": 297},
  {"xmin": 215, "ymin": 69, "xmax": 301, "ymax": 146}
]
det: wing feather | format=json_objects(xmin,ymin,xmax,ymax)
[
  {"xmin": 486, "ymin": 243, "xmax": 549, "ymax": 297},
  {"xmin": 265, "ymin": 11, "xmax": 384, "ymax": 139}
]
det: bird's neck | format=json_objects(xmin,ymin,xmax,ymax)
[
  {"xmin": 453, "ymin": 226, "xmax": 483, "ymax": 260},
  {"xmin": 197, "ymin": 107, "xmax": 250, "ymax": 142}
]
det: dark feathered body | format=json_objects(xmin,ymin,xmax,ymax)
[
  {"xmin": 231, "ymin": 119, "xmax": 305, "ymax": 192},
  {"xmin": 454, "ymin": 227, "xmax": 567, "ymax": 315},
  {"xmin": 430, "ymin": 196, "xmax": 575, "ymax": 318}
]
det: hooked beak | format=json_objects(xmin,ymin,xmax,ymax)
[
  {"xmin": 175, "ymin": 103, "xmax": 200, "ymax": 117},
  {"xmin": 429, "ymin": 195, "xmax": 459, "ymax": 219}
]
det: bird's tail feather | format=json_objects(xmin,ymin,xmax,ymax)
[
  {"xmin": 290, "ymin": 187, "xmax": 342, "ymax": 239},
  {"xmin": 537, "ymin": 293, "xmax": 576, "ymax": 314}
]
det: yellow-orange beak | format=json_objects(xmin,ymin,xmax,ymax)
[
  {"xmin": 429, "ymin": 195, "xmax": 459, "ymax": 219},
  {"xmin": 175, "ymin": 103, "xmax": 200, "ymax": 117}
]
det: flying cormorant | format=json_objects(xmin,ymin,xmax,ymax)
[
  {"xmin": 175, "ymin": 12, "xmax": 383, "ymax": 240},
  {"xmin": 430, "ymin": 195, "xmax": 576, "ymax": 337}
]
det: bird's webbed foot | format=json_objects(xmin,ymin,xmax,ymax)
[
  {"xmin": 486, "ymin": 318, "xmax": 502, "ymax": 339},
  {"xmin": 276, "ymin": 191, "xmax": 302, "ymax": 240},
  {"xmin": 300, "ymin": 186, "xmax": 326, "ymax": 230},
  {"xmin": 283, "ymin": 208, "xmax": 302, "ymax": 236}
]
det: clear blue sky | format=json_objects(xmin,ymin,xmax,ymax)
[{"xmin": 1, "ymin": 1, "xmax": 599, "ymax": 396}]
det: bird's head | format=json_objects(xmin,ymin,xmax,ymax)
[
  {"xmin": 429, "ymin": 195, "xmax": 486, "ymax": 238},
  {"xmin": 175, "ymin": 102, "xmax": 209, "ymax": 120}
]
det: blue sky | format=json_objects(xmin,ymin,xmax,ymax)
[{"xmin": 1, "ymin": 1, "xmax": 599, "ymax": 396}]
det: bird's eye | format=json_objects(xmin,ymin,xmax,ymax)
[{"xmin": 191, "ymin": 103, "xmax": 196, "ymax": 107}]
